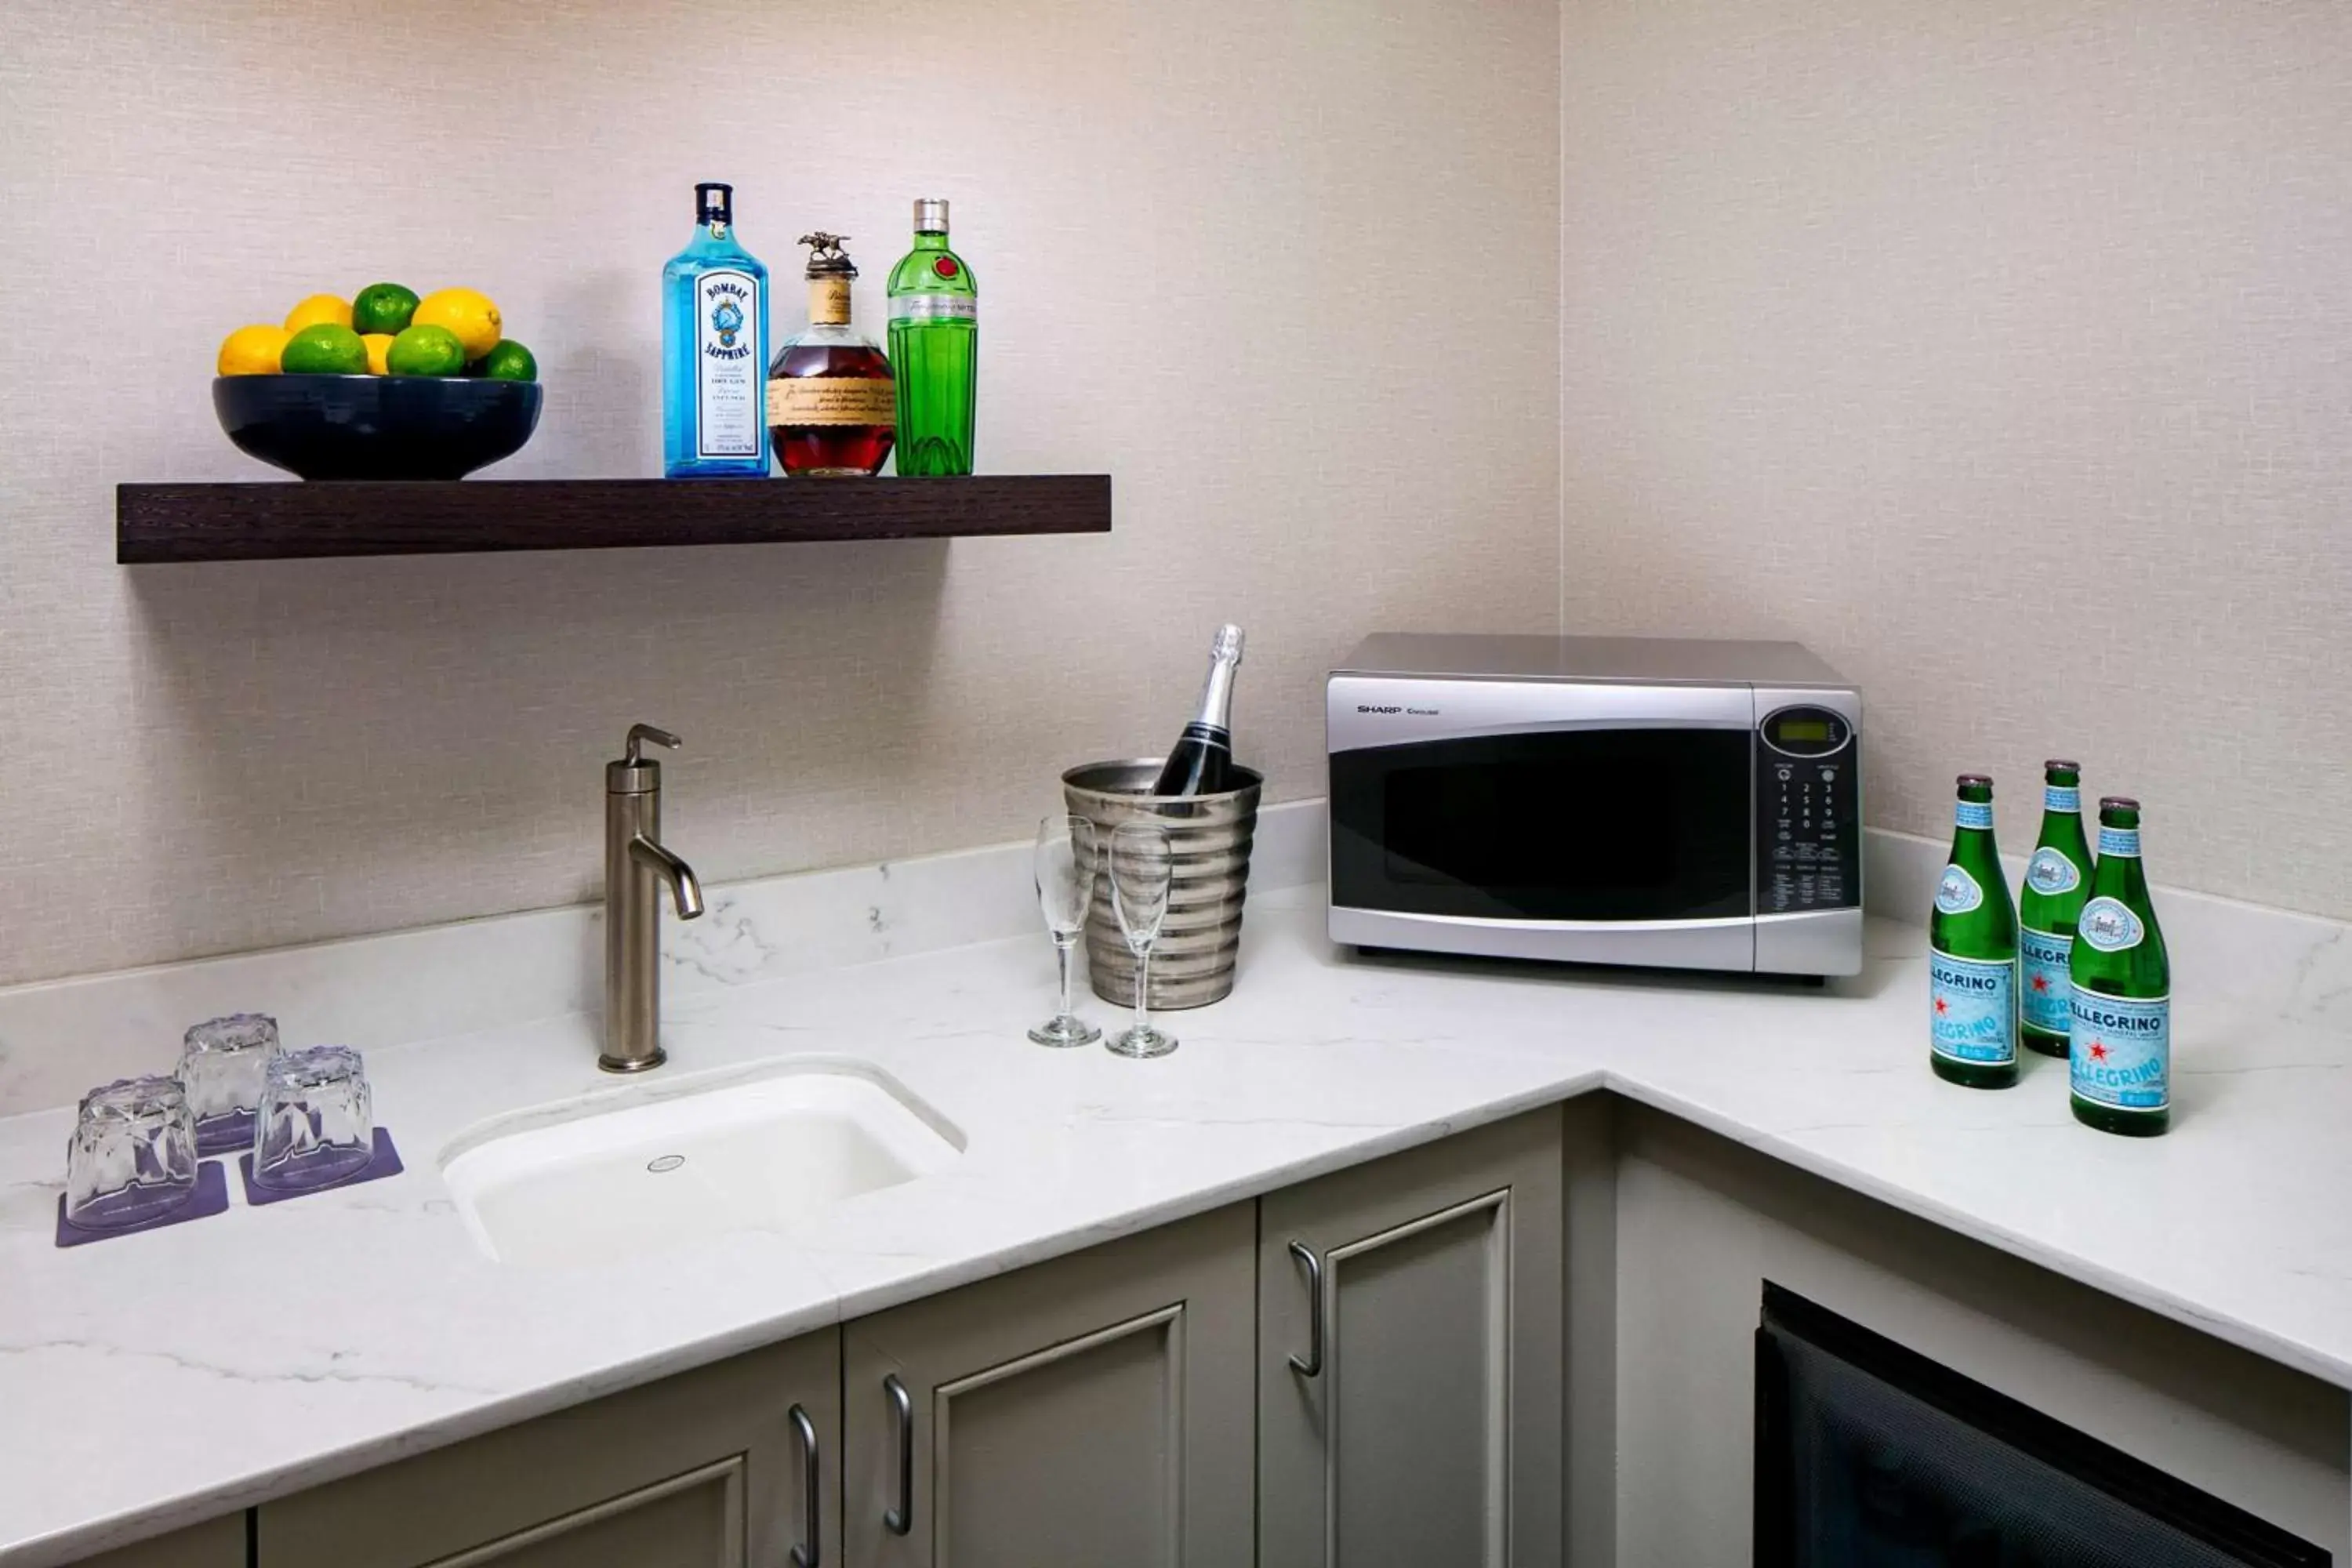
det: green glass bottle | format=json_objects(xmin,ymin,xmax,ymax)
[
  {"xmin": 1929, "ymin": 775, "xmax": 2019, "ymax": 1089},
  {"xmin": 2069, "ymin": 797, "xmax": 2170, "ymax": 1136},
  {"xmin": 886, "ymin": 198, "xmax": 977, "ymax": 476},
  {"xmin": 2016, "ymin": 760, "xmax": 2093, "ymax": 1058}
]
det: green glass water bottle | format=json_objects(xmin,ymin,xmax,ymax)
[
  {"xmin": 887, "ymin": 198, "xmax": 978, "ymax": 475},
  {"xmin": 1929, "ymin": 774, "xmax": 2019, "ymax": 1089},
  {"xmin": 2069, "ymin": 797, "xmax": 2170, "ymax": 1136},
  {"xmin": 2017, "ymin": 760, "xmax": 2094, "ymax": 1058}
]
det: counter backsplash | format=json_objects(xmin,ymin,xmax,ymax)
[{"xmin": 1, "ymin": 802, "xmax": 2344, "ymax": 1120}]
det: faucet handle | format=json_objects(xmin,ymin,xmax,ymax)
[
  {"xmin": 625, "ymin": 724, "xmax": 682, "ymax": 764},
  {"xmin": 610, "ymin": 724, "xmax": 682, "ymax": 795}
]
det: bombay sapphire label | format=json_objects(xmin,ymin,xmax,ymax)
[
  {"xmin": 1954, "ymin": 800, "xmax": 1994, "ymax": 830},
  {"xmin": 2097, "ymin": 826, "xmax": 2141, "ymax": 858},
  {"xmin": 1934, "ymin": 865, "xmax": 1984, "ymax": 916},
  {"xmin": 2024, "ymin": 847, "xmax": 2082, "ymax": 897},
  {"xmin": 695, "ymin": 269, "xmax": 761, "ymax": 459},
  {"xmin": 2071, "ymin": 992, "xmax": 2170, "ymax": 1110},
  {"xmin": 2045, "ymin": 785, "xmax": 2082, "ymax": 814},
  {"xmin": 2020, "ymin": 927, "xmax": 2074, "ymax": 1034},
  {"xmin": 1930, "ymin": 949, "xmax": 2017, "ymax": 1065},
  {"xmin": 2078, "ymin": 896, "xmax": 2144, "ymax": 953}
]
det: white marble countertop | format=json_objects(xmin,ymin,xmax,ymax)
[{"xmin": 6, "ymin": 872, "xmax": 2352, "ymax": 1565}]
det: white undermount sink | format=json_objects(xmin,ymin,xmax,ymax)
[{"xmin": 441, "ymin": 1060, "xmax": 964, "ymax": 1268}]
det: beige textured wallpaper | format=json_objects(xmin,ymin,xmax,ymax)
[
  {"xmin": 0, "ymin": 0, "xmax": 1561, "ymax": 985},
  {"xmin": 1562, "ymin": 0, "xmax": 2352, "ymax": 913}
]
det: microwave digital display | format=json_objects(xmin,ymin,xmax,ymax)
[{"xmin": 1773, "ymin": 719, "xmax": 1831, "ymax": 742}]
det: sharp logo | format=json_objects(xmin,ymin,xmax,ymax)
[{"xmin": 1357, "ymin": 705, "xmax": 1403, "ymax": 714}]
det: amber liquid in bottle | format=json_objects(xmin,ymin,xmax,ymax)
[
  {"xmin": 769, "ymin": 338, "xmax": 896, "ymax": 477},
  {"xmin": 766, "ymin": 236, "xmax": 895, "ymax": 478}
]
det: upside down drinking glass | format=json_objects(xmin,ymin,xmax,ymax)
[{"xmin": 1106, "ymin": 821, "xmax": 1177, "ymax": 1058}]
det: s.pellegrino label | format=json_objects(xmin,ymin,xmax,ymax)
[
  {"xmin": 2024, "ymin": 847, "xmax": 2082, "ymax": 897},
  {"xmin": 2019, "ymin": 927, "xmax": 2074, "ymax": 1035},
  {"xmin": 2070, "ymin": 991, "xmax": 2169, "ymax": 1110},
  {"xmin": 1929, "ymin": 948, "xmax": 2017, "ymax": 1065},
  {"xmin": 1954, "ymin": 799, "xmax": 1994, "ymax": 830},
  {"xmin": 695, "ymin": 268, "xmax": 761, "ymax": 458},
  {"xmin": 2078, "ymin": 896, "xmax": 2144, "ymax": 953},
  {"xmin": 1935, "ymin": 865, "xmax": 1984, "ymax": 916}
]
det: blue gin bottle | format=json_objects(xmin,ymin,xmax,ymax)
[{"xmin": 662, "ymin": 183, "xmax": 771, "ymax": 477}]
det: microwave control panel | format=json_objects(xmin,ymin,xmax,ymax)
[{"xmin": 1755, "ymin": 704, "xmax": 1860, "ymax": 913}]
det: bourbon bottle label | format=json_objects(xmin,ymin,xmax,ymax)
[{"xmin": 768, "ymin": 377, "xmax": 898, "ymax": 426}]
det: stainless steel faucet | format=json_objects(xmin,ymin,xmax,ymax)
[{"xmin": 602, "ymin": 724, "xmax": 706, "ymax": 1073}]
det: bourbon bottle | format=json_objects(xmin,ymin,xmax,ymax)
[{"xmin": 765, "ymin": 233, "xmax": 895, "ymax": 477}]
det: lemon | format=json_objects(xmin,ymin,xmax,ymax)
[
  {"xmin": 360, "ymin": 332, "xmax": 395, "ymax": 375},
  {"xmin": 472, "ymin": 339, "xmax": 537, "ymax": 382},
  {"xmin": 386, "ymin": 323, "xmax": 468, "ymax": 377},
  {"xmin": 217, "ymin": 324, "xmax": 292, "ymax": 376},
  {"xmin": 284, "ymin": 293, "xmax": 353, "ymax": 332},
  {"xmin": 280, "ymin": 323, "xmax": 369, "ymax": 376},
  {"xmin": 351, "ymin": 282, "xmax": 419, "ymax": 336},
  {"xmin": 412, "ymin": 288, "xmax": 502, "ymax": 359}
]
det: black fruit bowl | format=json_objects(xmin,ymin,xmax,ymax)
[{"xmin": 213, "ymin": 374, "xmax": 543, "ymax": 481}]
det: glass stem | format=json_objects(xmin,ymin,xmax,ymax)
[
  {"xmin": 1054, "ymin": 935, "xmax": 1076, "ymax": 1019},
  {"xmin": 1133, "ymin": 951, "xmax": 1152, "ymax": 1041}
]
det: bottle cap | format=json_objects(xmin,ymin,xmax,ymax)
[
  {"xmin": 800, "ymin": 232, "xmax": 858, "ymax": 279},
  {"xmin": 1955, "ymin": 773, "xmax": 1992, "ymax": 788},
  {"xmin": 913, "ymin": 198, "xmax": 950, "ymax": 234},
  {"xmin": 2100, "ymin": 795, "xmax": 2140, "ymax": 811},
  {"xmin": 2043, "ymin": 759, "xmax": 2081, "ymax": 773},
  {"xmin": 1210, "ymin": 623, "xmax": 1244, "ymax": 665}
]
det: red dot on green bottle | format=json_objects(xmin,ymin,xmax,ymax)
[{"xmin": 934, "ymin": 257, "xmax": 960, "ymax": 278}]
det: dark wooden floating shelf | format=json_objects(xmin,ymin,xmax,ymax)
[{"xmin": 116, "ymin": 475, "xmax": 1111, "ymax": 563}]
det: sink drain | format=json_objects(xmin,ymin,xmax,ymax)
[{"xmin": 645, "ymin": 1154, "xmax": 686, "ymax": 1174}]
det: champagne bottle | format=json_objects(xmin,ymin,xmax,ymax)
[{"xmin": 1151, "ymin": 624, "xmax": 1246, "ymax": 797}]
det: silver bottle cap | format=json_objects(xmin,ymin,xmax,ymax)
[
  {"xmin": 1210, "ymin": 624, "xmax": 1244, "ymax": 666},
  {"xmin": 913, "ymin": 198, "xmax": 950, "ymax": 234}
]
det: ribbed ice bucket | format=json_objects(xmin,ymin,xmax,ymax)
[{"xmin": 1062, "ymin": 759, "xmax": 1262, "ymax": 1011}]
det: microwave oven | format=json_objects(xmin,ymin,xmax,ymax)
[{"xmin": 1327, "ymin": 633, "xmax": 1863, "ymax": 977}]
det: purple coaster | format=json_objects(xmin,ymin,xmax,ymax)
[
  {"xmin": 238, "ymin": 1127, "xmax": 404, "ymax": 1205},
  {"xmin": 194, "ymin": 1109, "xmax": 256, "ymax": 1159},
  {"xmin": 56, "ymin": 1160, "xmax": 230, "ymax": 1248}
]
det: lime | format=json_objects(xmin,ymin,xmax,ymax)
[
  {"xmin": 360, "ymin": 332, "xmax": 395, "ymax": 375},
  {"xmin": 385, "ymin": 322, "xmax": 468, "ymax": 377},
  {"xmin": 284, "ymin": 294, "xmax": 352, "ymax": 332},
  {"xmin": 279, "ymin": 322, "xmax": 369, "ymax": 375},
  {"xmin": 412, "ymin": 287, "xmax": 502, "ymax": 358},
  {"xmin": 351, "ymin": 282, "xmax": 419, "ymax": 336},
  {"xmin": 218, "ymin": 323, "xmax": 291, "ymax": 376},
  {"xmin": 472, "ymin": 339, "xmax": 537, "ymax": 382}
]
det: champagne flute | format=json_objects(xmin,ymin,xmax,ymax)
[
  {"xmin": 1107, "ymin": 821, "xmax": 1178, "ymax": 1058},
  {"xmin": 1029, "ymin": 815, "xmax": 1101, "ymax": 1047}
]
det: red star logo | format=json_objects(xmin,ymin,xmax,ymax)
[
  {"xmin": 2031, "ymin": 974, "xmax": 2050, "ymax": 993},
  {"xmin": 2087, "ymin": 1039, "xmax": 2109, "ymax": 1062},
  {"xmin": 1934, "ymin": 996, "xmax": 1949, "ymax": 1015}
]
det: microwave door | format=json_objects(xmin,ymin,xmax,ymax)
[{"xmin": 1329, "ymin": 724, "xmax": 1756, "ymax": 967}]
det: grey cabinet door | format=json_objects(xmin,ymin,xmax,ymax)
[
  {"xmin": 72, "ymin": 1515, "xmax": 245, "ymax": 1568},
  {"xmin": 256, "ymin": 1329, "xmax": 839, "ymax": 1568},
  {"xmin": 1258, "ymin": 1109, "xmax": 1566, "ymax": 1568},
  {"xmin": 841, "ymin": 1203, "xmax": 1257, "ymax": 1568}
]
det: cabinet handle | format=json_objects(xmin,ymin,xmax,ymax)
[
  {"xmin": 1287, "ymin": 1240, "xmax": 1326, "ymax": 1377},
  {"xmin": 788, "ymin": 1403, "xmax": 820, "ymax": 1568},
  {"xmin": 883, "ymin": 1373, "xmax": 913, "ymax": 1536}
]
